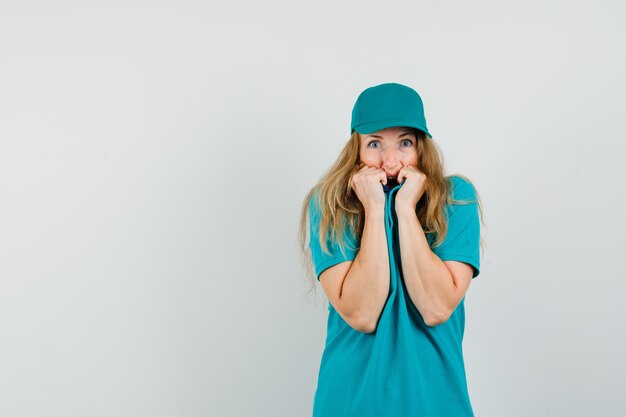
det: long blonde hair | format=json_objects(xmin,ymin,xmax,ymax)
[{"xmin": 298, "ymin": 128, "xmax": 486, "ymax": 297}]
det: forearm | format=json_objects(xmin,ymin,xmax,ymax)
[
  {"xmin": 340, "ymin": 208, "xmax": 390, "ymax": 331},
  {"xmin": 395, "ymin": 204, "xmax": 455, "ymax": 326}
]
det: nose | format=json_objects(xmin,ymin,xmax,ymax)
[{"xmin": 382, "ymin": 148, "xmax": 401, "ymax": 174}]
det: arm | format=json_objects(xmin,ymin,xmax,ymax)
[
  {"xmin": 337, "ymin": 207, "xmax": 390, "ymax": 333},
  {"xmin": 395, "ymin": 204, "xmax": 473, "ymax": 326}
]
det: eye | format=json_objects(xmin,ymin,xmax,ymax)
[
  {"xmin": 401, "ymin": 139, "xmax": 414, "ymax": 147},
  {"xmin": 367, "ymin": 140, "xmax": 380, "ymax": 149}
]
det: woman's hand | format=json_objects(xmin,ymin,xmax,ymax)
[
  {"xmin": 349, "ymin": 162, "xmax": 387, "ymax": 215},
  {"xmin": 395, "ymin": 165, "xmax": 427, "ymax": 212}
]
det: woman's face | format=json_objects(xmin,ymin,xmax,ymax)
[{"xmin": 359, "ymin": 126, "xmax": 418, "ymax": 182}]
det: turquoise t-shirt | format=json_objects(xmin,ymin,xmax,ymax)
[{"xmin": 308, "ymin": 175, "xmax": 480, "ymax": 417}]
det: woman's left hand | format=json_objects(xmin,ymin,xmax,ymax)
[{"xmin": 395, "ymin": 165, "xmax": 427, "ymax": 211}]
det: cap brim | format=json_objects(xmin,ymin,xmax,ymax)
[{"xmin": 353, "ymin": 118, "xmax": 432, "ymax": 139}]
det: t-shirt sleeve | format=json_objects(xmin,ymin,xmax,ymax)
[
  {"xmin": 431, "ymin": 177, "xmax": 481, "ymax": 278},
  {"xmin": 308, "ymin": 193, "xmax": 359, "ymax": 281}
]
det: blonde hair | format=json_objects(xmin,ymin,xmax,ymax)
[{"xmin": 297, "ymin": 129, "xmax": 486, "ymax": 297}]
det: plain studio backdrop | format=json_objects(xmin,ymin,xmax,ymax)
[{"xmin": 1, "ymin": 0, "xmax": 624, "ymax": 416}]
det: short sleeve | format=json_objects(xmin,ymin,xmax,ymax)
[
  {"xmin": 308, "ymin": 193, "xmax": 359, "ymax": 281},
  {"xmin": 431, "ymin": 177, "xmax": 481, "ymax": 278}
]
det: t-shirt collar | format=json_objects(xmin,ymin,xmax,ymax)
[{"xmin": 382, "ymin": 178, "xmax": 406, "ymax": 193}]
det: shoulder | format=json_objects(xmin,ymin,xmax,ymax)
[{"xmin": 447, "ymin": 175, "xmax": 477, "ymax": 201}]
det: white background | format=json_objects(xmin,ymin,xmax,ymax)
[{"xmin": 1, "ymin": 0, "xmax": 624, "ymax": 416}]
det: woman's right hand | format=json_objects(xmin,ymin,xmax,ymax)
[{"xmin": 349, "ymin": 163, "xmax": 387, "ymax": 214}]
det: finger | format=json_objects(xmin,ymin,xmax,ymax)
[{"xmin": 397, "ymin": 167, "xmax": 406, "ymax": 183}]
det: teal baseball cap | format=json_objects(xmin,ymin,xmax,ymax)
[{"xmin": 350, "ymin": 83, "xmax": 433, "ymax": 138}]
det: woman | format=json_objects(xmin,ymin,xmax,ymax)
[{"xmin": 298, "ymin": 82, "xmax": 485, "ymax": 417}]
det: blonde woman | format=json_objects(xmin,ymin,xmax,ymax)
[{"xmin": 298, "ymin": 83, "xmax": 486, "ymax": 417}]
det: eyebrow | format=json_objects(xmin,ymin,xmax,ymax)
[{"xmin": 366, "ymin": 131, "xmax": 414, "ymax": 139}]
